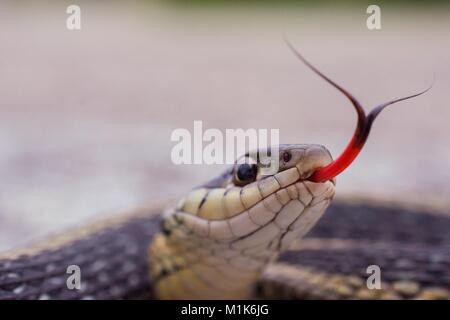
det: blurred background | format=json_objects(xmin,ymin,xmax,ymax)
[{"xmin": 0, "ymin": 0, "xmax": 449, "ymax": 251}]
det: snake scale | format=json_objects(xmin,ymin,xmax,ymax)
[{"xmin": 0, "ymin": 44, "xmax": 448, "ymax": 300}]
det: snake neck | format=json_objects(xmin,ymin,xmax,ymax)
[{"xmin": 149, "ymin": 228, "xmax": 260, "ymax": 299}]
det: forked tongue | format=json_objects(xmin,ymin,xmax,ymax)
[{"xmin": 285, "ymin": 40, "xmax": 432, "ymax": 183}]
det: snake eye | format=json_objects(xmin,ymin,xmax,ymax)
[
  {"xmin": 234, "ymin": 163, "xmax": 258, "ymax": 185},
  {"xmin": 282, "ymin": 151, "xmax": 292, "ymax": 163}
]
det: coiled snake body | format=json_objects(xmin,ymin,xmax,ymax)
[{"xmin": 0, "ymin": 45, "xmax": 448, "ymax": 300}]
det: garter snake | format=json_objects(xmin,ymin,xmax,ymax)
[{"xmin": 0, "ymin": 44, "xmax": 448, "ymax": 300}]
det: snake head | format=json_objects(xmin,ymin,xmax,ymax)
[{"xmin": 173, "ymin": 144, "xmax": 336, "ymax": 244}]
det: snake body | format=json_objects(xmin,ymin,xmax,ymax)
[{"xmin": 0, "ymin": 144, "xmax": 449, "ymax": 300}]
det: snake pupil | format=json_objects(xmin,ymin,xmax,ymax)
[
  {"xmin": 282, "ymin": 151, "xmax": 292, "ymax": 163},
  {"xmin": 236, "ymin": 163, "xmax": 257, "ymax": 183}
]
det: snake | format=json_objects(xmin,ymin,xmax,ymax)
[{"xmin": 1, "ymin": 43, "xmax": 448, "ymax": 300}]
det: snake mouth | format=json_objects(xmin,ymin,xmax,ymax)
[
  {"xmin": 299, "ymin": 169, "xmax": 335, "ymax": 186},
  {"xmin": 289, "ymin": 144, "xmax": 335, "ymax": 185}
]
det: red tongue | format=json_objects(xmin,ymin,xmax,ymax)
[
  {"xmin": 285, "ymin": 40, "xmax": 432, "ymax": 183},
  {"xmin": 309, "ymin": 136, "xmax": 361, "ymax": 183}
]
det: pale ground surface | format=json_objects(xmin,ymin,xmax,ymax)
[{"xmin": 0, "ymin": 1, "xmax": 449, "ymax": 250}]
